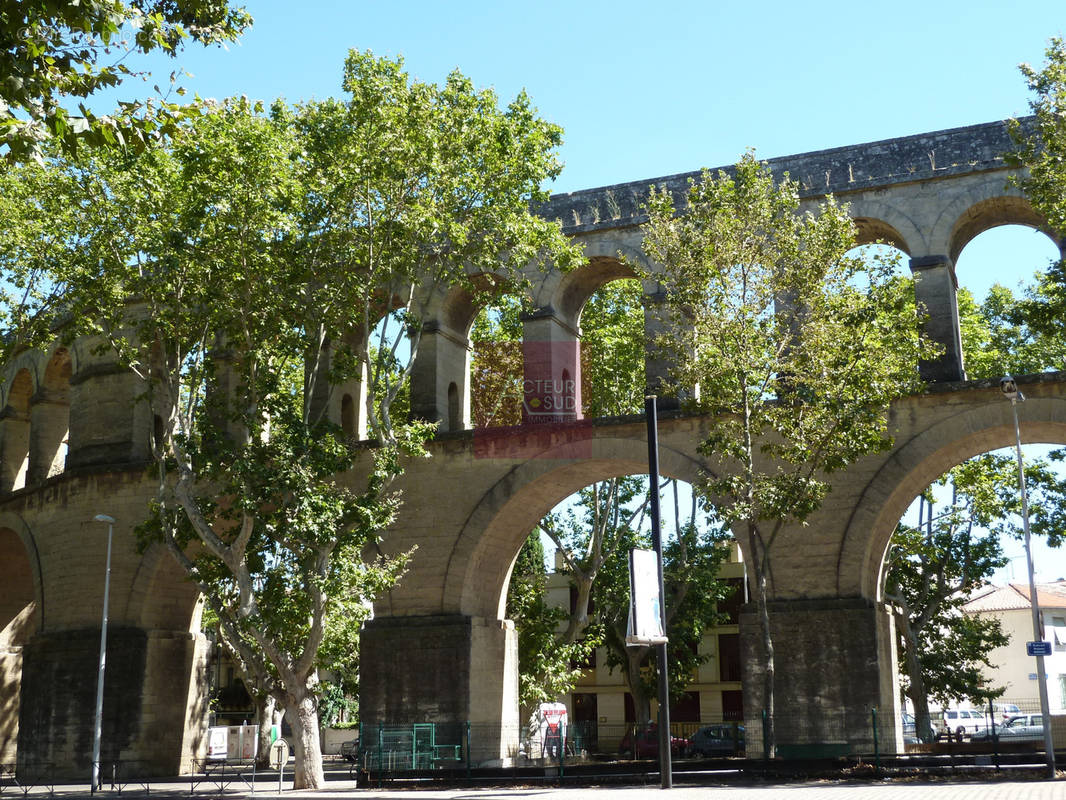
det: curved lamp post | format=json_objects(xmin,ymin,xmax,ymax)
[
  {"xmin": 91, "ymin": 514, "xmax": 115, "ymax": 793},
  {"xmin": 1000, "ymin": 377, "xmax": 1055, "ymax": 778}
]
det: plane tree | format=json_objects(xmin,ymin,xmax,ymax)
[
  {"xmin": 638, "ymin": 153, "xmax": 935, "ymax": 754},
  {"xmin": 0, "ymin": 51, "xmax": 575, "ymax": 789},
  {"xmin": 0, "ymin": 0, "xmax": 251, "ymax": 163}
]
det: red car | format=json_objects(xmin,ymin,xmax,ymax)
[{"xmin": 618, "ymin": 725, "xmax": 689, "ymax": 758}]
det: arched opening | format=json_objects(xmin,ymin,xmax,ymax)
[
  {"xmin": 954, "ymin": 224, "xmax": 1062, "ymax": 379},
  {"xmin": 501, "ymin": 465, "xmax": 743, "ymax": 756},
  {"xmin": 879, "ymin": 434, "xmax": 1066, "ymax": 745},
  {"xmin": 0, "ymin": 527, "xmax": 38, "ymax": 763},
  {"xmin": 447, "ymin": 382, "xmax": 460, "ymax": 432},
  {"xmin": 469, "ymin": 296, "xmax": 524, "ymax": 429},
  {"xmin": 577, "ymin": 278, "xmax": 646, "ymax": 418},
  {"xmin": 0, "ymin": 370, "xmax": 33, "ymax": 493},
  {"xmin": 29, "ymin": 349, "xmax": 71, "ymax": 483},
  {"xmin": 153, "ymin": 414, "xmax": 165, "ymax": 451}
]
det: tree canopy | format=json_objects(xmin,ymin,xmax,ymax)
[
  {"xmin": 0, "ymin": 50, "xmax": 575, "ymax": 788},
  {"xmin": 0, "ymin": 0, "xmax": 251, "ymax": 162},
  {"xmin": 639, "ymin": 152, "xmax": 935, "ymax": 754}
]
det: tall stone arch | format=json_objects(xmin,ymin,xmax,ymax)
[{"xmin": 0, "ymin": 514, "xmax": 42, "ymax": 763}]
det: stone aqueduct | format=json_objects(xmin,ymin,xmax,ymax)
[{"xmin": 2, "ymin": 118, "xmax": 1066, "ymax": 771}]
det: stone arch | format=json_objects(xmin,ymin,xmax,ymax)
[
  {"xmin": 948, "ymin": 194, "xmax": 1049, "ymax": 266},
  {"xmin": 834, "ymin": 390, "xmax": 1066, "ymax": 602},
  {"xmin": 126, "ymin": 543, "xmax": 202, "ymax": 633},
  {"xmin": 0, "ymin": 512, "xmax": 43, "ymax": 631},
  {"xmin": 441, "ymin": 434, "xmax": 708, "ymax": 621},
  {"xmin": 0, "ymin": 514, "xmax": 40, "ymax": 763},
  {"xmin": 850, "ymin": 216, "xmax": 912, "ymax": 255},
  {"xmin": 554, "ymin": 256, "xmax": 639, "ymax": 328}
]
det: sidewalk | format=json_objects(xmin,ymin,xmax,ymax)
[{"xmin": 8, "ymin": 776, "xmax": 1066, "ymax": 800}]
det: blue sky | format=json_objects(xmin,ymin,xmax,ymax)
[
  {"xmin": 96, "ymin": 1, "xmax": 1065, "ymax": 295},
  {"xmin": 95, "ymin": 1, "xmax": 1066, "ymax": 579}
]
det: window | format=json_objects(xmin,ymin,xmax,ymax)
[
  {"xmin": 722, "ymin": 690, "xmax": 743, "ymax": 720},
  {"xmin": 670, "ymin": 691, "xmax": 700, "ymax": 722},
  {"xmin": 718, "ymin": 633, "xmax": 741, "ymax": 682},
  {"xmin": 1053, "ymin": 616, "xmax": 1066, "ymax": 651},
  {"xmin": 718, "ymin": 578, "xmax": 747, "ymax": 624}
]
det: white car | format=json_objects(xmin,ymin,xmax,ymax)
[{"xmin": 932, "ymin": 708, "xmax": 987, "ymax": 739}]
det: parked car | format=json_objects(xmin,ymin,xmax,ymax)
[
  {"xmin": 339, "ymin": 738, "xmax": 359, "ymax": 763},
  {"xmin": 1000, "ymin": 714, "xmax": 1044, "ymax": 740},
  {"xmin": 932, "ymin": 708, "xmax": 987, "ymax": 739},
  {"xmin": 971, "ymin": 713, "xmax": 1044, "ymax": 742},
  {"xmin": 686, "ymin": 723, "xmax": 744, "ymax": 756},
  {"xmin": 618, "ymin": 725, "xmax": 689, "ymax": 758},
  {"xmin": 901, "ymin": 713, "xmax": 917, "ymax": 743},
  {"xmin": 992, "ymin": 703, "xmax": 1022, "ymax": 723}
]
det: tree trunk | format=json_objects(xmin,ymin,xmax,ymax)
[
  {"xmin": 285, "ymin": 689, "xmax": 324, "ymax": 790},
  {"xmin": 625, "ymin": 647, "xmax": 653, "ymax": 725},
  {"xmin": 896, "ymin": 611, "xmax": 933, "ymax": 741},
  {"xmin": 750, "ymin": 527, "xmax": 775, "ymax": 758},
  {"xmin": 254, "ymin": 694, "xmax": 282, "ymax": 770}
]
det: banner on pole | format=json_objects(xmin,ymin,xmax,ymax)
[{"xmin": 626, "ymin": 548, "xmax": 667, "ymax": 646}]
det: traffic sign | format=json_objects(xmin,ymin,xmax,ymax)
[{"xmin": 1027, "ymin": 640, "xmax": 1052, "ymax": 656}]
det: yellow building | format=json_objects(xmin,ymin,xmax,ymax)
[{"xmin": 545, "ymin": 542, "xmax": 746, "ymax": 750}]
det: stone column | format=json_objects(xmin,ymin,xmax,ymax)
[
  {"xmin": 409, "ymin": 323, "xmax": 471, "ymax": 432},
  {"xmin": 521, "ymin": 309, "xmax": 581, "ymax": 423},
  {"xmin": 740, "ymin": 597, "xmax": 902, "ymax": 756},
  {"xmin": 643, "ymin": 290, "xmax": 689, "ymax": 411},
  {"xmin": 17, "ymin": 626, "xmax": 208, "ymax": 778},
  {"xmin": 359, "ymin": 614, "xmax": 519, "ymax": 765},
  {"xmin": 67, "ymin": 364, "xmax": 153, "ymax": 470},
  {"xmin": 0, "ymin": 409, "xmax": 30, "ymax": 493},
  {"xmin": 27, "ymin": 392, "xmax": 68, "ymax": 485},
  {"xmin": 910, "ymin": 255, "xmax": 965, "ymax": 383}
]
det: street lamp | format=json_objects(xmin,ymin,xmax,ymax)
[
  {"xmin": 1000, "ymin": 376, "xmax": 1055, "ymax": 778},
  {"xmin": 91, "ymin": 514, "xmax": 115, "ymax": 793}
]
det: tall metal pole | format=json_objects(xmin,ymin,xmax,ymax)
[
  {"xmin": 91, "ymin": 514, "xmax": 115, "ymax": 793},
  {"xmin": 1001, "ymin": 378, "xmax": 1055, "ymax": 778},
  {"xmin": 645, "ymin": 396, "xmax": 672, "ymax": 789}
]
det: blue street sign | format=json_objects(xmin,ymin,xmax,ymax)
[{"xmin": 1027, "ymin": 641, "xmax": 1052, "ymax": 656}]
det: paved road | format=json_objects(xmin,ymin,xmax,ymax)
[{"xmin": 11, "ymin": 777, "xmax": 1066, "ymax": 800}]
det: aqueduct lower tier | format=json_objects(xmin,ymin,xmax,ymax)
[{"xmin": 2, "ymin": 118, "xmax": 1066, "ymax": 772}]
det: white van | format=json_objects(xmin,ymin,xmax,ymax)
[{"xmin": 932, "ymin": 708, "xmax": 988, "ymax": 739}]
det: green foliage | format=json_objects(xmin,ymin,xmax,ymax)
[
  {"xmin": 640, "ymin": 152, "xmax": 936, "ymax": 748},
  {"xmin": 0, "ymin": 0, "xmax": 251, "ymax": 163},
  {"xmin": 2, "ymin": 50, "xmax": 572, "ymax": 789},
  {"xmin": 579, "ymin": 280, "xmax": 646, "ymax": 417},
  {"xmin": 1008, "ymin": 37, "xmax": 1066, "ymax": 357},
  {"xmin": 469, "ymin": 296, "xmax": 526, "ymax": 428},
  {"xmin": 592, "ymin": 484, "xmax": 731, "ymax": 713},
  {"xmin": 883, "ymin": 450, "xmax": 1066, "ymax": 732},
  {"xmin": 959, "ymin": 284, "xmax": 1066, "ymax": 378},
  {"xmin": 1011, "ymin": 37, "xmax": 1066, "ymax": 238},
  {"xmin": 506, "ymin": 534, "xmax": 595, "ymax": 709}
]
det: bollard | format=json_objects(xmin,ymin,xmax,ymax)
[
  {"xmin": 465, "ymin": 721, "xmax": 472, "ymax": 779},
  {"xmin": 762, "ymin": 709, "xmax": 769, "ymax": 760}
]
